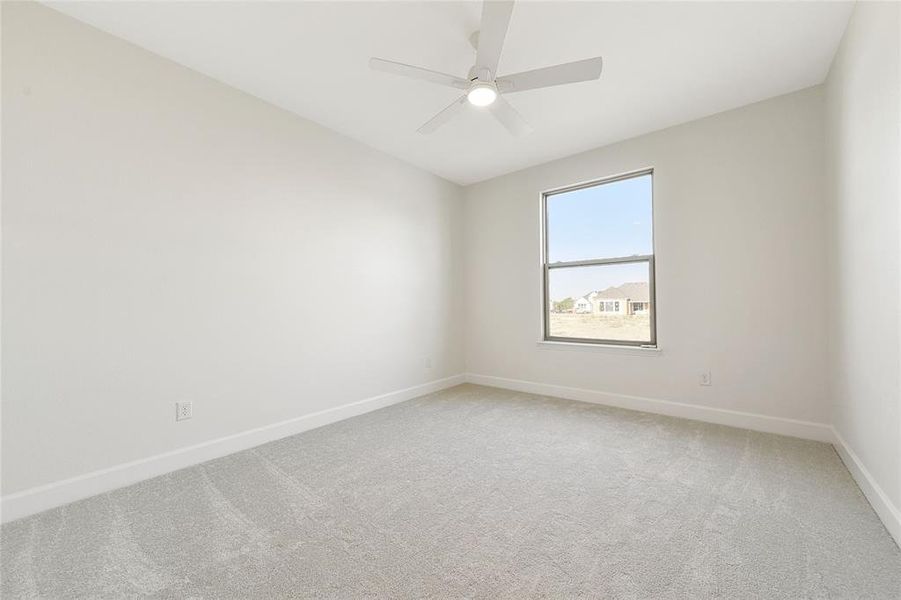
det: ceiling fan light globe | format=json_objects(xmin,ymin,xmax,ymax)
[{"xmin": 467, "ymin": 84, "xmax": 498, "ymax": 107}]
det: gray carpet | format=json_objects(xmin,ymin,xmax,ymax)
[{"xmin": 2, "ymin": 384, "xmax": 899, "ymax": 599}]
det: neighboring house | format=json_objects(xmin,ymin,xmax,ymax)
[
  {"xmin": 574, "ymin": 296, "xmax": 592, "ymax": 313},
  {"xmin": 588, "ymin": 282, "xmax": 650, "ymax": 316},
  {"xmin": 559, "ymin": 282, "xmax": 651, "ymax": 316}
]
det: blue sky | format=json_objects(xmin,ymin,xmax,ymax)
[{"xmin": 547, "ymin": 174, "xmax": 652, "ymax": 301}]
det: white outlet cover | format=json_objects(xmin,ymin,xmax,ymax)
[
  {"xmin": 176, "ymin": 401, "xmax": 193, "ymax": 421},
  {"xmin": 700, "ymin": 371, "xmax": 712, "ymax": 386}
]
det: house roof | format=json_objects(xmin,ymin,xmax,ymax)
[{"xmin": 592, "ymin": 282, "xmax": 650, "ymax": 302}]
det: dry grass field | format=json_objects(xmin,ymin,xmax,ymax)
[{"xmin": 548, "ymin": 313, "xmax": 651, "ymax": 342}]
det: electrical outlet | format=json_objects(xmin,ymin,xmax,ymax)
[
  {"xmin": 699, "ymin": 371, "xmax": 712, "ymax": 386},
  {"xmin": 425, "ymin": 357, "xmax": 433, "ymax": 369},
  {"xmin": 176, "ymin": 401, "xmax": 193, "ymax": 421}
]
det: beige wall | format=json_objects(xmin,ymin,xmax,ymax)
[
  {"xmin": 1, "ymin": 2, "xmax": 464, "ymax": 495},
  {"xmin": 825, "ymin": 1, "xmax": 901, "ymax": 512},
  {"xmin": 464, "ymin": 86, "xmax": 829, "ymax": 424}
]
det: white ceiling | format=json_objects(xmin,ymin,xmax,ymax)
[{"xmin": 46, "ymin": 1, "xmax": 852, "ymax": 185}]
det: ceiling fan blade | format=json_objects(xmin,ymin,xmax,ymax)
[
  {"xmin": 418, "ymin": 95, "xmax": 469, "ymax": 134},
  {"xmin": 369, "ymin": 58, "xmax": 469, "ymax": 89},
  {"xmin": 496, "ymin": 57, "xmax": 603, "ymax": 93},
  {"xmin": 488, "ymin": 95, "xmax": 532, "ymax": 136},
  {"xmin": 475, "ymin": 0, "xmax": 515, "ymax": 78}
]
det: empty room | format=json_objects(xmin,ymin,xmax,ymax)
[{"xmin": 1, "ymin": 0, "xmax": 899, "ymax": 597}]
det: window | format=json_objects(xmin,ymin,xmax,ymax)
[{"xmin": 542, "ymin": 169, "xmax": 656, "ymax": 346}]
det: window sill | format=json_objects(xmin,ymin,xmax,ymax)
[{"xmin": 537, "ymin": 340, "xmax": 661, "ymax": 356}]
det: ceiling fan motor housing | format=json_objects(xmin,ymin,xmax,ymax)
[{"xmin": 468, "ymin": 65, "xmax": 493, "ymax": 82}]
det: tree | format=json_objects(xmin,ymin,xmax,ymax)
[{"xmin": 553, "ymin": 297, "xmax": 574, "ymax": 313}]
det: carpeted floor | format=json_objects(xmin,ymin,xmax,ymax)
[{"xmin": 2, "ymin": 383, "xmax": 899, "ymax": 598}]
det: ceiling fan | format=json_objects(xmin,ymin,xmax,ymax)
[{"xmin": 369, "ymin": 0, "xmax": 603, "ymax": 136}]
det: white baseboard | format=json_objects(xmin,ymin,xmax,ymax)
[
  {"xmin": 465, "ymin": 373, "xmax": 835, "ymax": 443},
  {"xmin": 831, "ymin": 428, "xmax": 901, "ymax": 547},
  {"xmin": 8, "ymin": 372, "xmax": 897, "ymax": 551},
  {"xmin": 0, "ymin": 374, "xmax": 466, "ymax": 524}
]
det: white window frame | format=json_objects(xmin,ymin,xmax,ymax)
[{"xmin": 540, "ymin": 168, "xmax": 657, "ymax": 348}]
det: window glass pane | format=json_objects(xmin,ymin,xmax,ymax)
[
  {"xmin": 548, "ymin": 262, "xmax": 652, "ymax": 343},
  {"xmin": 547, "ymin": 173, "xmax": 652, "ymax": 263}
]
